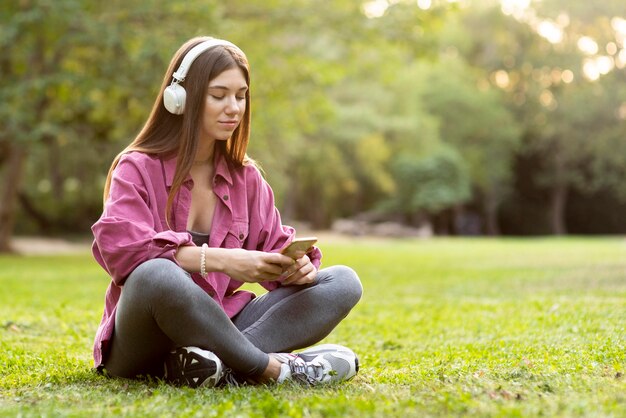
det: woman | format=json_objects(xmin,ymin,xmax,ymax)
[{"xmin": 91, "ymin": 36, "xmax": 363, "ymax": 387}]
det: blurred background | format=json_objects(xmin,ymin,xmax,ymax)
[{"xmin": 1, "ymin": 0, "xmax": 626, "ymax": 252}]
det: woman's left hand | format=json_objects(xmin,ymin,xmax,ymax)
[{"xmin": 281, "ymin": 254, "xmax": 317, "ymax": 286}]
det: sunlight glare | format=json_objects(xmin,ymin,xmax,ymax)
[
  {"xmin": 577, "ymin": 36, "xmax": 599, "ymax": 55},
  {"xmin": 611, "ymin": 17, "xmax": 626, "ymax": 36},
  {"xmin": 493, "ymin": 70, "xmax": 510, "ymax": 89},
  {"xmin": 500, "ymin": 0, "xmax": 531, "ymax": 18},
  {"xmin": 539, "ymin": 90, "xmax": 557, "ymax": 110},
  {"xmin": 363, "ymin": 0, "xmax": 389, "ymax": 18},
  {"xmin": 417, "ymin": 0, "xmax": 432, "ymax": 10},
  {"xmin": 561, "ymin": 69, "xmax": 574, "ymax": 84},
  {"xmin": 606, "ymin": 42, "xmax": 618, "ymax": 55},
  {"xmin": 556, "ymin": 13, "xmax": 570, "ymax": 28},
  {"xmin": 537, "ymin": 21, "xmax": 563, "ymax": 44},
  {"xmin": 611, "ymin": 17, "xmax": 626, "ymax": 47},
  {"xmin": 550, "ymin": 69, "xmax": 562, "ymax": 84},
  {"xmin": 615, "ymin": 49, "xmax": 626, "ymax": 69},
  {"xmin": 596, "ymin": 56, "xmax": 614, "ymax": 75},
  {"xmin": 582, "ymin": 59, "xmax": 600, "ymax": 81}
]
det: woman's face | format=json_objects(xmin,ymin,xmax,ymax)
[{"xmin": 201, "ymin": 67, "xmax": 248, "ymax": 142}]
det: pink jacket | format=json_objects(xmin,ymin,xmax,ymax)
[{"xmin": 91, "ymin": 149, "xmax": 322, "ymax": 367}]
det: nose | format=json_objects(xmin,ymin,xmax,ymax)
[{"xmin": 225, "ymin": 96, "xmax": 241, "ymax": 115}]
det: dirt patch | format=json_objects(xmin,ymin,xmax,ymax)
[
  {"xmin": 10, "ymin": 230, "xmax": 388, "ymax": 256},
  {"xmin": 12, "ymin": 237, "xmax": 91, "ymax": 255}
]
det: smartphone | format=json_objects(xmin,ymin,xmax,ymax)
[{"xmin": 280, "ymin": 237, "xmax": 318, "ymax": 259}]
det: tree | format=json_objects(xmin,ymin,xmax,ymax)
[
  {"xmin": 6, "ymin": 0, "xmax": 623, "ymax": 240},
  {"xmin": 222, "ymin": 0, "xmax": 456, "ymax": 227},
  {"xmin": 529, "ymin": 0, "xmax": 626, "ymax": 234},
  {"xmin": 444, "ymin": 0, "xmax": 626, "ymax": 234},
  {"xmin": 386, "ymin": 145, "xmax": 471, "ymax": 232},
  {"xmin": 0, "ymin": 0, "xmax": 89, "ymax": 250},
  {"xmin": 0, "ymin": 0, "xmax": 221, "ymax": 251},
  {"xmin": 411, "ymin": 56, "xmax": 521, "ymax": 234}
]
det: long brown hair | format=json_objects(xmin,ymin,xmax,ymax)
[{"xmin": 102, "ymin": 36, "xmax": 252, "ymax": 226}]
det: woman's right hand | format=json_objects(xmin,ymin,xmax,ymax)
[
  {"xmin": 219, "ymin": 248, "xmax": 295, "ymax": 283},
  {"xmin": 175, "ymin": 245, "xmax": 295, "ymax": 283}
]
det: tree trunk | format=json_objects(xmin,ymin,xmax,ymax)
[
  {"xmin": 307, "ymin": 184, "xmax": 328, "ymax": 230},
  {"xmin": 18, "ymin": 191, "xmax": 53, "ymax": 233},
  {"xmin": 548, "ymin": 149, "xmax": 569, "ymax": 235},
  {"xmin": 549, "ymin": 182, "xmax": 568, "ymax": 235},
  {"xmin": 280, "ymin": 165, "xmax": 297, "ymax": 224},
  {"xmin": 0, "ymin": 143, "xmax": 27, "ymax": 252},
  {"xmin": 45, "ymin": 135, "xmax": 64, "ymax": 198},
  {"xmin": 483, "ymin": 195, "xmax": 500, "ymax": 236}
]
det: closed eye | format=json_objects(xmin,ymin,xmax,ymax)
[
  {"xmin": 208, "ymin": 85, "xmax": 248, "ymax": 98},
  {"xmin": 210, "ymin": 95, "xmax": 246, "ymax": 101}
]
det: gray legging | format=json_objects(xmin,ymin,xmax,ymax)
[{"xmin": 103, "ymin": 258, "xmax": 362, "ymax": 379}]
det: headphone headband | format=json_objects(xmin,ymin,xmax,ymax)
[
  {"xmin": 163, "ymin": 38, "xmax": 243, "ymax": 115},
  {"xmin": 172, "ymin": 39, "xmax": 240, "ymax": 82}
]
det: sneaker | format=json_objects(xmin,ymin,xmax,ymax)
[
  {"xmin": 272, "ymin": 344, "xmax": 359, "ymax": 386},
  {"xmin": 164, "ymin": 346, "xmax": 225, "ymax": 388},
  {"xmin": 218, "ymin": 367, "xmax": 249, "ymax": 387}
]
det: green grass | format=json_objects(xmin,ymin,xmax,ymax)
[{"xmin": 1, "ymin": 237, "xmax": 625, "ymax": 417}]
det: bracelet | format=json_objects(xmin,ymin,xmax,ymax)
[{"xmin": 200, "ymin": 243, "xmax": 208, "ymax": 278}]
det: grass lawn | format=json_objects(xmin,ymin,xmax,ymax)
[{"xmin": 0, "ymin": 237, "xmax": 625, "ymax": 417}]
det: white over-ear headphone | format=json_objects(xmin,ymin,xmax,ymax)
[{"xmin": 163, "ymin": 38, "xmax": 240, "ymax": 115}]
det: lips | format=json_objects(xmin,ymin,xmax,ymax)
[{"xmin": 219, "ymin": 120, "xmax": 239, "ymax": 129}]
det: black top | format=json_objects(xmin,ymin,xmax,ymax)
[{"xmin": 188, "ymin": 230, "xmax": 209, "ymax": 246}]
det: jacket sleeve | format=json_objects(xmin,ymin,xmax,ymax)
[
  {"xmin": 246, "ymin": 167, "xmax": 322, "ymax": 291},
  {"xmin": 91, "ymin": 156, "xmax": 192, "ymax": 286}
]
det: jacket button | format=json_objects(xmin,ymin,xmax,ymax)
[
  {"xmin": 239, "ymin": 233, "xmax": 244, "ymax": 240},
  {"xmin": 223, "ymin": 195, "xmax": 229, "ymax": 201}
]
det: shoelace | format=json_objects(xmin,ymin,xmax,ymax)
[
  {"xmin": 220, "ymin": 368, "xmax": 247, "ymax": 387},
  {"xmin": 288, "ymin": 357, "xmax": 325, "ymax": 385}
]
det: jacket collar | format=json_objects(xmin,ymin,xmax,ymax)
[{"xmin": 161, "ymin": 146, "xmax": 234, "ymax": 187}]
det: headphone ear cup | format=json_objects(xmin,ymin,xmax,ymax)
[{"xmin": 163, "ymin": 83, "xmax": 186, "ymax": 115}]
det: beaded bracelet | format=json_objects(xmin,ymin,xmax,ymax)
[{"xmin": 200, "ymin": 243, "xmax": 208, "ymax": 278}]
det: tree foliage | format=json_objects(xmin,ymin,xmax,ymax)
[
  {"xmin": 1, "ymin": 0, "xmax": 625, "ymax": 249},
  {"xmin": 389, "ymin": 145, "xmax": 471, "ymax": 216}
]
